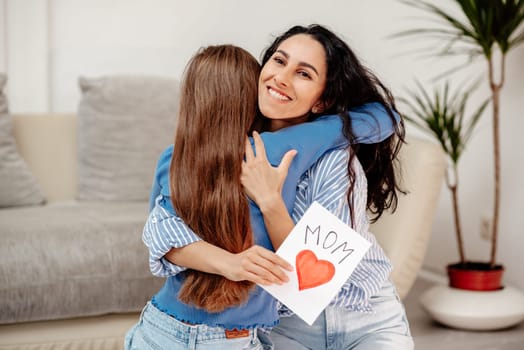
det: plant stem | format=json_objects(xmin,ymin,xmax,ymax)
[
  {"xmin": 448, "ymin": 164, "xmax": 466, "ymax": 264},
  {"xmin": 488, "ymin": 54, "xmax": 504, "ymax": 268}
]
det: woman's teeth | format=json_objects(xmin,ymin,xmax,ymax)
[{"xmin": 268, "ymin": 88, "xmax": 290, "ymax": 101}]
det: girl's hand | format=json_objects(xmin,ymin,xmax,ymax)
[
  {"xmin": 166, "ymin": 240, "xmax": 292, "ymax": 285},
  {"xmin": 241, "ymin": 131, "xmax": 297, "ymax": 210},
  {"xmin": 224, "ymin": 245, "xmax": 293, "ymax": 285}
]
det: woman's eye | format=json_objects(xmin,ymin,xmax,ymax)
[
  {"xmin": 298, "ymin": 71, "xmax": 311, "ymax": 79},
  {"xmin": 273, "ymin": 57, "xmax": 285, "ymax": 65}
]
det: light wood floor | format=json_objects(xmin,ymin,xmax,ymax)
[{"xmin": 404, "ymin": 277, "xmax": 524, "ymax": 349}]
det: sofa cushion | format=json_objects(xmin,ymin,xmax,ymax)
[
  {"xmin": 0, "ymin": 201, "xmax": 164, "ymax": 324},
  {"xmin": 77, "ymin": 75, "xmax": 178, "ymax": 202},
  {"xmin": 0, "ymin": 74, "xmax": 46, "ymax": 208}
]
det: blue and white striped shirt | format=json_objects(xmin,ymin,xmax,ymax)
[{"xmin": 142, "ymin": 148, "xmax": 392, "ymax": 313}]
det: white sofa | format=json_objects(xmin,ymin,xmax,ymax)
[
  {"xmin": 0, "ymin": 114, "xmax": 164, "ymax": 350},
  {"xmin": 0, "ymin": 113, "xmax": 446, "ymax": 350}
]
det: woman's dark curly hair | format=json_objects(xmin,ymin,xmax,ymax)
[{"xmin": 261, "ymin": 24, "xmax": 405, "ymax": 222}]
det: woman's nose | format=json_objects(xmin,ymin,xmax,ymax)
[{"xmin": 274, "ymin": 68, "xmax": 291, "ymax": 87}]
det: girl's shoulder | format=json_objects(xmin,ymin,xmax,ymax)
[{"xmin": 157, "ymin": 144, "xmax": 174, "ymax": 168}]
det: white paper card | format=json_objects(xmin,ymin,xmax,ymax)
[{"xmin": 260, "ymin": 201, "xmax": 371, "ymax": 325}]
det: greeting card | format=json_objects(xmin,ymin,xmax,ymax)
[{"xmin": 260, "ymin": 201, "xmax": 371, "ymax": 325}]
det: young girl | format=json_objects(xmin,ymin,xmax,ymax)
[{"xmin": 125, "ymin": 44, "xmax": 289, "ymax": 349}]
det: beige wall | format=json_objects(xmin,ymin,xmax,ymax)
[{"xmin": 2, "ymin": 0, "xmax": 524, "ymax": 290}]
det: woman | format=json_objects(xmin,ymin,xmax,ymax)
[{"xmin": 244, "ymin": 25, "xmax": 413, "ymax": 349}]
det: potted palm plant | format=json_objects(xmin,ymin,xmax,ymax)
[
  {"xmin": 400, "ymin": 81, "xmax": 490, "ymax": 289},
  {"xmin": 396, "ymin": 0, "xmax": 524, "ymax": 291}
]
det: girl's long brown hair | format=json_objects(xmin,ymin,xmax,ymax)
[{"xmin": 169, "ymin": 45, "xmax": 260, "ymax": 312}]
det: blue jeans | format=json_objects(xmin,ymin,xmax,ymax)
[
  {"xmin": 125, "ymin": 302, "xmax": 273, "ymax": 350},
  {"xmin": 270, "ymin": 281, "xmax": 414, "ymax": 349}
]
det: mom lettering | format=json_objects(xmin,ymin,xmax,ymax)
[{"xmin": 304, "ymin": 225, "xmax": 355, "ymax": 264}]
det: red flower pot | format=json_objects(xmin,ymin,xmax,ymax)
[{"xmin": 447, "ymin": 262, "xmax": 504, "ymax": 291}]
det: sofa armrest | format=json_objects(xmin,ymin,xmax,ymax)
[
  {"xmin": 371, "ymin": 136, "xmax": 447, "ymax": 300},
  {"xmin": 13, "ymin": 114, "xmax": 77, "ymax": 202}
]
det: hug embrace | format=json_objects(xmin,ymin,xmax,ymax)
[{"xmin": 125, "ymin": 24, "xmax": 414, "ymax": 350}]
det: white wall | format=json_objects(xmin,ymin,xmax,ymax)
[
  {"xmin": 4, "ymin": 0, "xmax": 49, "ymax": 112},
  {"xmin": 2, "ymin": 0, "xmax": 523, "ymax": 290},
  {"xmin": 0, "ymin": 0, "xmax": 6, "ymax": 72}
]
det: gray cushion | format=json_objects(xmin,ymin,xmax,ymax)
[
  {"xmin": 0, "ymin": 73, "xmax": 46, "ymax": 208},
  {"xmin": 77, "ymin": 75, "xmax": 178, "ymax": 201},
  {"xmin": 0, "ymin": 201, "xmax": 164, "ymax": 324}
]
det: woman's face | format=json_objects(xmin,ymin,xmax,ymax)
[{"xmin": 258, "ymin": 34, "xmax": 327, "ymax": 131}]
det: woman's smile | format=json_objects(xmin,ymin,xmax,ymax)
[{"xmin": 267, "ymin": 86, "xmax": 291, "ymax": 101}]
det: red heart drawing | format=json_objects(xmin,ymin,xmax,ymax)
[{"xmin": 296, "ymin": 249, "xmax": 335, "ymax": 291}]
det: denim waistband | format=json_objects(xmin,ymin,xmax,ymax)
[{"xmin": 141, "ymin": 301, "xmax": 256, "ymax": 342}]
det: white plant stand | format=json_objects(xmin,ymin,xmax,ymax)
[{"xmin": 420, "ymin": 284, "xmax": 524, "ymax": 331}]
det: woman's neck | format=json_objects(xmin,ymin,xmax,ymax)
[{"xmin": 269, "ymin": 115, "xmax": 309, "ymax": 131}]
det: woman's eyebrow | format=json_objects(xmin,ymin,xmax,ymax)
[{"xmin": 275, "ymin": 49, "xmax": 319, "ymax": 77}]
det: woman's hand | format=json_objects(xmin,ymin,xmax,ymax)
[
  {"xmin": 241, "ymin": 131, "xmax": 297, "ymax": 211},
  {"xmin": 223, "ymin": 245, "xmax": 293, "ymax": 286}
]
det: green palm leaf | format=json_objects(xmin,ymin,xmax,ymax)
[
  {"xmin": 399, "ymin": 81, "xmax": 490, "ymax": 164},
  {"xmin": 396, "ymin": 0, "xmax": 524, "ymax": 59}
]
